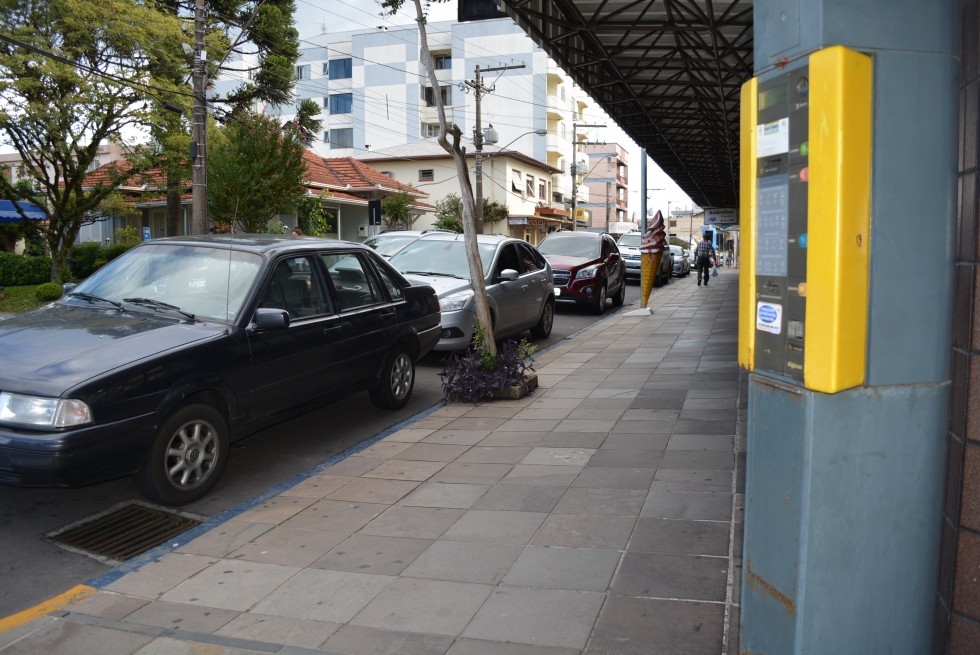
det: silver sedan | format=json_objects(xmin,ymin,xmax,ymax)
[{"xmin": 389, "ymin": 233, "xmax": 555, "ymax": 351}]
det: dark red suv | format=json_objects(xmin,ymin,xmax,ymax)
[{"xmin": 537, "ymin": 231, "xmax": 628, "ymax": 314}]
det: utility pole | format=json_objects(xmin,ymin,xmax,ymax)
[
  {"xmin": 191, "ymin": 0, "xmax": 208, "ymax": 235},
  {"xmin": 571, "ymin": 122, "xmax": 604, "ymax": 231},
  {"xmin": 467, "ymin": 63, "xmax": 525, "ymax": 234}
]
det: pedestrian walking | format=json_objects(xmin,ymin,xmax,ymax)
[
  {"xmin": 640, "ymin": 210, "xmax": 667, "ymax": 309},
  {"xmin": 694, "ymin": 238, "xmax": 716, "ymax": 287}
]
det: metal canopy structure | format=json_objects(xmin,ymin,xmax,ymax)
[{"xmin": 496, "ymin": 0, "xmax": 754, "ymax": 210}]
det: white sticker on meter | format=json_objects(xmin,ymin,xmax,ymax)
[
  {"xmin": 756, "ymin": 301, "xmax": 782, "ymax": 334},
  {"xmin": 757, "ymin": 117, "xmax": 789, "ymax": 157}
]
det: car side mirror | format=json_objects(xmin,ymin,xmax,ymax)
[
  {"xmin": 499, "ymin": 269, "xmax": 519, "ymax": 282},
  {"xmin": 249, "ymin": 308, "xmax": 290, "ymax": 332}
]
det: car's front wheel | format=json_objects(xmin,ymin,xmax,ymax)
[
  {"xmin": 137, "ymin": 402, "xmax": 229, "ymax": 506},
  {"xmin": 612, "ymin": 278, "xmax": 626, "ymax": 307},
  {"xmin": 370, "ymin": 342, "xmax": 415, "ymax": 410},
  {"xmin": 593, "ymin": 282, "xmax": 607, "ymax": 315},
  {"xmin": 530, "ymin": 297, "xmax": 555, "ymax": 338}
]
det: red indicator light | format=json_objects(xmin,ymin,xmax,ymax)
[{"xmin": 799, "ymin": 167, "xmax": 809, "ymax": 182}]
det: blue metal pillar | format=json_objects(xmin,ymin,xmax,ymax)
[{"xmin": 741, "ymin": 1, "xmax": 957, "ymax": 653}]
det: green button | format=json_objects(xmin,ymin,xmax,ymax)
[{"xmin": 800, "ymin": 141, "xmax": 809, "ymax": 157}]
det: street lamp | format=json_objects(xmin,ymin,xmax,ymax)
[{"xmin": 474, "ymin": 125, "xmax": 547, "ymax": 234}]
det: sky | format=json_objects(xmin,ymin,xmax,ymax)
[{"xmin": 294, "ymin": 0, "xmax": 696, "ymax": 220}]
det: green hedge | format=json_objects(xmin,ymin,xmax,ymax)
[
  {"xmin": 68, "ymin": 242, "xmax": 136, "ymax": 279},
  {"xmin": 0, "ymin": 252, "xmax": 52, "ymax": 285}
]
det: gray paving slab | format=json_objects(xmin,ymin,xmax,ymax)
[
  {"xmin": 177, "ymin": 521, "xmax": 274, "ymax": 558},
  {"xmin": 280, "ymin": 499, "xmax": 387, "ymax": 533},
  {"xmin": 214, "ymin": 612, "xmax": 341, "ymax": 650},
  {"xmin": 470, "ymin": 484, "xmax": 566, "ymax": 512},
  {"xmin": 641, "ymin": 489, "xmax": 734, "ymax": 521},
  {"xmin": 501, "ymin": 546, "xmax": 620, "ymax": 591},
  {"xmin": 359, "ymin": 505, "xmax": 465, "ymax": 539},
  {"xmin": 462, "ymin": 587, "xmax": 604, "ymax": 649},
  {"xmin": 531, "ymin": 513, "xmax": 636, "ymax": 550},
  {"xmin": 67, "ymin": 591, "xmax": 150, "ymax": 621},
  {"xmin": 586, "ymin": 448, "xmax": 662, "ymax": 468},
  {"xmin": 447, "ymin": 640, "xmax": 580, "ymax": 655},
  {"xmin": 227, "ymin": 526, "xmax": 348, "ymax": 567},
  {"xmin": 350, "ymin": 578, "xmax": 493, "ymax": 636},
  {"xmin": 572, "ymin": 466, "xmax": 656, "ymax": 490},
  {"xmin": 311, "ymin": 534, "xmax": 433, "ymax": 575},
  {"xmin": 659, "ymin": 449, "xmax": 734, "ymax": 470},
  {"xmin": 250, "ymin": 568, "xmax": 394, "ymax": 622},
  {"xmin": 428, "ymin": 462, "xmax": 513, "ymax": 484},
  {"xmin": 0, "ymin": 620, "xmax": 156, "ymax": 655},
  {"xmin": 553, "ymin": 487, "xmax": 646, "ymax": 516},
  {"xmin": 628, "ymin": 517, "xmax": 731, "ymax": 556},
  {"xmin": 400, "ymin": 540, "xmax": 523, "ymax": 584},
  {"xmin": 611, "ymin": 551, "xmax": 728, "ymax": 601},
  {"xmin": 455, "ymin": 446, "xmax": 533, "ymax": 464},
  {"xmin": 322, "ymin": 624, "xmax": 454, "ymax": 655},
  {"xmin": 160, "ymin": 559, "xmax": 300, "ymax": 612},
  {"xmin": 325, "ymin": 476, "xmax": 421, "ymax": 503},
  {"xmin": 440, "ymin": 509, "xmax": 547, "ymax": 544},
  {"xmin": 105, "ymin": 553, "xmax": 220, "ymax": 598},
  {"xmin": 588, "ymin": 596, "xmax": 725, "ymax": 655},
  {"xmin": 122, "ymin": 599, "xmax": 239, "ymax": 633},
  {"xmin": 397, "ymin": 482, "xmax": 492, "ymax": 508}
]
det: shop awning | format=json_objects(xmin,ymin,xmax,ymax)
[{"xmin": 0, "ymin": 199, "xmax": 46, "ymax": 223}]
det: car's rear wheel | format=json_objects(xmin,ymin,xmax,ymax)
[
  {"xmin": 370, "ymin": 342, "xmax": 415, "ymax": 410},
  {"xmin": 137, "ymin": 402, "xmax": 228, "ymax": 506},
  {"xmin": 530, "ymin": 297, "xmax": 555, "ymax": 338},
  {"xmin": 593, "ymin": 283, "xmax": 607, "ymax": 315},
  {"xmin": 612, "ymin": 279, "xmax": 626, "ymax": 307}
]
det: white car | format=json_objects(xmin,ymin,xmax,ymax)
[{"xmin": 669, "ymin": 244, "xmax": 691, "ymax": 277}]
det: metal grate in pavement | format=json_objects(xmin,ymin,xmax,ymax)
[{"xmin": 47, "ymin": 501, "xmax": 201, "ymax": 563}]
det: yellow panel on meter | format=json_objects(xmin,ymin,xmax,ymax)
[
  {"xmin": 806, "ymin": 46, "xmax": 872, "ymax": 392},
  {"xmin": 739, "ymin": 45, "xmax": 871, "ymax": 394}
]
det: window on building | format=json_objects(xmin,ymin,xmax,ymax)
[
  {"xmin": 433, "ymin": 53, "xmax": 451, "ymax": 70},
  {"xmin": 296, "ymin": 64, "xmax": 310, "ymax": 80},
  {"xmin": 421, "ymin": 122, "xmax": 441, "ymax": 138},
  {"xmin": 538, "ymin": 181, "xmax": 546, "ymax": 200},
  {"xmin": 328, "ymin": 58, "xmax": 352, "ymax": 79},
  {"xmin": 327, "ymin": 128, "xmax": 353, "ymax": 149},
  {"xmin": 511, "ymin": 169, "xmax": 523, "ymax": 193},
  {"xmin": 423, "ymin": 85, "xmax": 452, "ymax": 106},
  {"xmin": 419, "ymin": 169, "xmax": 434, "ymax": 182},
  {"xmin": 526, "ymin": 174, "xmax": 534, "ymax": 197},
  {"xmin": 329, "ymin": 93, "xmax": 353, "ymax": 114},
  {"xmin": 381, "ymin": 171, "xmax": 394, "ymax": 179}
]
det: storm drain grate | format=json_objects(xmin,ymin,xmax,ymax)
[{"xmin": 47, "ymin": 501, "xmax": 202, "ymax": 563}]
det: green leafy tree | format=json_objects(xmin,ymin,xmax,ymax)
[
  {"xmin": 0, "ymin": 0, "xmax": 189, "ymax": 281},
  {"xmin": 433, "ymin": 193, "xmax": 463, "ymax": 232},
  {"xmin": 381, "ymin": 191, "xmax": 416, "ymax": 231},
  {"xmin": 207, "ymin": 112, "xmax": 307, "ymax": 233},
  {"xmin": 483, "ymin": 199, "xmax": 509, "ymax": 230},
  {"xmin": 150, "ymin": 0, "xmax": 305, "ymax": 236},
  {"xmin": 296, "ymin": 193, "xmax": 333, "ymax": 236}
]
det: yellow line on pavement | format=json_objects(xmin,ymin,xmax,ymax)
[{"xmin": 0, "ymin": 585, "xmax": 96, "ymax": 634}]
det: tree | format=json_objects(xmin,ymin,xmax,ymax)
[
  {"xmin": 0, "ymin": 0, "xmax": 189, "ymax": 281},
  {"xmin": 381, "ymin": 191, "xmax": 414, "ymax": 231},
  {"xmin": 207, "ymin": 112, "xmax": 308, "ymax": 233},
  {"xmin": 433, "ymin": 193, "xmax": 464, "ymax": 232},
  {"xmin": 381, "ymin": 0, "xmax": 497, "ymax": 357},
  {"xmin": 483, "ymin": 199, "xmax": 509, "ymax": 231},
  {"xmin": 296, "ymin": 193, "xmax": 333, "ymax": 236}
]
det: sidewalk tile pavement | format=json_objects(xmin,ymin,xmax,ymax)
[{"xmin": 0, "ymin": 271, "xmax": 745, "ymax": 655}]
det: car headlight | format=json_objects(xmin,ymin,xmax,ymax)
[
  {"xmin": 440, "ymin": 291, "xmax": 473, "ymax": 312},
  {"xmin": 0, "ymin": 392, "xmax": 93, "ymax": 428},
  {"xmin": 575, "ymin": 266, "xmax": 599, "ymax": 279}
]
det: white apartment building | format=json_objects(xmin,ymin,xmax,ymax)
[{"xmin": 212, "ymin": 18, "xmax": 605, "ymax": 227}]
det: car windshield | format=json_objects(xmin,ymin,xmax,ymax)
[
  {"xmin": 538, "ymin": 234, "xmax": 600, "ymax": 259},
  {"xmin": 670, "ymin": 246, "xmax": 682, "ymax": 256},
  {"xmin": 364, "ymin": 234, "xmax": 421, "ymax": 257},
  {"xmin": 67, "ymin": 243, "xmax": 263, "ymax": 323},
  {"xmin": 388, "ymin": 238, "xmax": 498, "ymax": 279},
  {"xmin": 618, "ymin": 234, "xmax": 640, "ymax": 248}
]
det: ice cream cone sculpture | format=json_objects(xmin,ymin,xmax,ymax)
[
  {"xmin": 641, "ymin": 252, "xmax": 662, "ymax": 308},
  {"xmin": 639, "ymin": 210, "xmax": 667, "ymax": 309}
]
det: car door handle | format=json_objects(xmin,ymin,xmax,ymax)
[
  {"xmin": 520, "ymin": 284, "xmax": 529, "ymax": 292},
  {"xmin": 323, "ymin": 324, "xmax": 342, "ymax": 335},
  {"xmin": 379, "ymin": 311, "xmax": 395, "ymax": 320}
]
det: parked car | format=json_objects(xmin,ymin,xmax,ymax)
[
  {"xmin": 363, "ymin": 229, "xmax": 456, "ymax": 259},
  {"xmin": 388, "ymin": 233, "xmax": 555, "ymax": 351},
  {"xmin": 537, "ymin": 231, "xmax": 627, "ymax": 314},
  {"xmin": 0, "ymin": 236, "xmax": 440, "ymax": 506},
  {"xmin": 669, "ymin": 244, "xmax": 691, "ymax": 277},
  {"xmin": 616, "ymin": 231, "xmax": 672, "ymax": 287}
]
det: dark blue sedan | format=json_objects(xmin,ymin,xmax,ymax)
[{"xmin": 0, "ymin": 236, "xmax": 440, "ymax": 505}]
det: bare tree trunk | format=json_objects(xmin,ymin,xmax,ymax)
[{"xmin": 412, "ymin": 0, "xmax": 496, "ymax": 357}]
